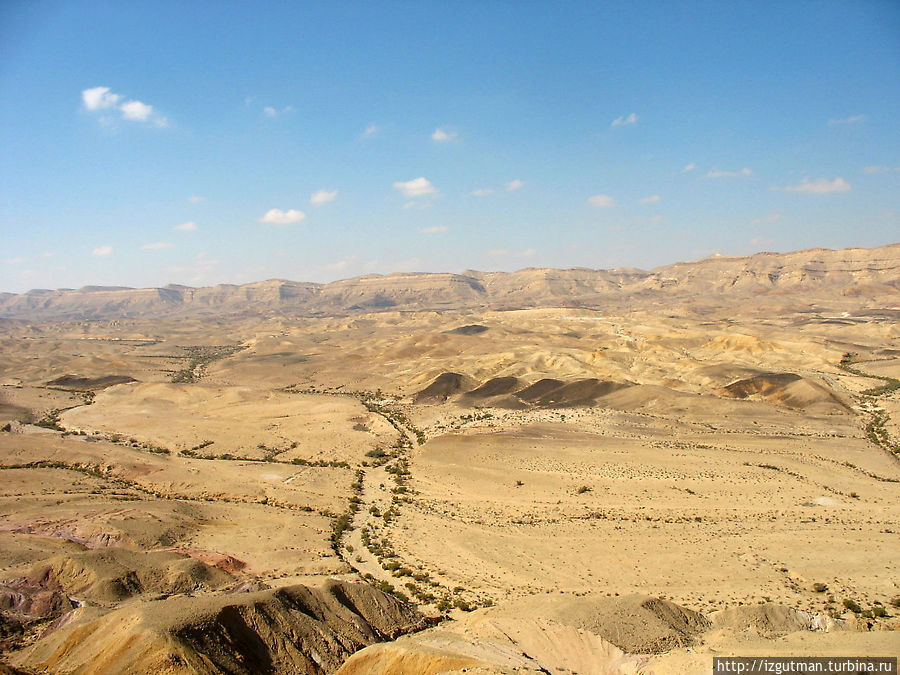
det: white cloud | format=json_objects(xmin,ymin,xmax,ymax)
[
  {"xmin": 120, "ymin": 100, "xmax": 153, "ymax": 121},
  {"xmin": 519, "ymin": 248, "xmax": 536, "ymax": 258},
  {"xmin": 3, "ymin": 257, "xmax": 24, "ymax": 265},
  {"xmin": 864, "ymin": 166, "xmax": 900, "ymax": 174},
  {"xmin": 393, "ymin": 177, "xmax": 437, "ymax": 197},
  {"xmin": 141, "ymin": 242, "xmax": 174, "ymax": 250},
  {"xmin": 640, "ymin": 195, "xmax": 660, "ymax": 204},
  {"xmin": 260, "ymin": 104, "xmax": 294, "ymax": 118},
  {"xmin": 362, "ymin": 123, "xmax": 380, "ymax": 138},
  {"xmin": 750, "ymin": 237, "xmax": 776, "ymax": 248},
  {"xmin": 773, "ymin": 177, "xmax": 851, "ymax": 194},
  {"xmin": 420, "ymin": 226, "xmax": 447, "ymax": 234},
  {"xmin": 469, "ymin": 188, "xmax": 493, "ymax": 197},
  {"xmin": 682, "ymin": 163, "xmax": 697, "ymax": 172},
  {"xmin": 188, "ymin": 195, "xmax": 204, "ymax": 204},
  {"xmin": 588, "ymin": 194, "xmax": 616, "ymax": 208},
  {"xmin": 431, "ymin": 127, "xmax": 457, "ymax": 142},
  {"xmin": 81, "ymin": 86, "xmax": 167, "ymax": 127},
  {"xmin": 505, "ymin": 179, "xmax": 524, "ymax": 192},
  {"xmin": 611, "ymin": 112, "xmax": 638, "ymax": 127},
  {"xmin": 828, "ymin": 114, "xmax": 865, "ymax": 125},
  {"xmin": 706, "ymin": 167, "xmax": 752, "ymax": 178},
  {"xmin": 82, "ymin": 86, "xmax": 120, "ymax": 111},
  {"xmin": 646, "ymin": 215, "xmax": 664, "ymax": 223},
  {"xmin": 258, "ymin": 208, "xmax": 307, "ymax": 225},
  {"xmin": 92, "ymin": 245, "xmax": 113, "ymax": 257},
  {"xmin": 174, "ymin": 221, "xmax": 198, "ymax": 232},
  {"xmin": 310, "ymin": 189, "xmax": 338, "ymax": 206}
]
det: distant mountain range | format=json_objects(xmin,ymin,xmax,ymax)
[{"xmin": 1, "ymin": 244, "xmax": 897, "ymax": 320}]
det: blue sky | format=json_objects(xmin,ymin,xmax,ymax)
[{"xmin": 1, "ymin": 1, "xmax": 898, "ymax": 292}]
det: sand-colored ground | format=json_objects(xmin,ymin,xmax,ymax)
[
  {"xmin": 0, "ymin": 299, "xmax": 898, "ymax": 672},
  {"xmin": 61, "ymin": 383, "xmax": 395, "ymax": 462}
]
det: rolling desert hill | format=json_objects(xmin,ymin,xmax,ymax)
[
  {"xmin": 0, "ymin": 244, "xmax": 897, "ymax": 320},
  {"xmin": 0, "ymin": 243, "xmax": 898, "ymax": 673}
]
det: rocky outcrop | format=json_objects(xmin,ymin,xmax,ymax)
[{"xmin": 11, "ymin": 580, "xmax": 428, "ymax": 675}]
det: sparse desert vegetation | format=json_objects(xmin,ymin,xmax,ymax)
[{"xmin": 0, "ymin": 245, "xmax": 898, "ymax": 672}]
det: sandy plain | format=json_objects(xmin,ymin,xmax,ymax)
[{"xmin": 0, "ymin": 298, "xmax": 898, "ymax": 672}]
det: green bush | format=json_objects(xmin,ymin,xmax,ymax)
[{"xmin": 842, "ymin": 598, "xmax": 862, "ymax": 613}]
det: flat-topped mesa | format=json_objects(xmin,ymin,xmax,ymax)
[
  {"xmin": 316, "ymin": 273, "xmax": 486, "ymax": 311},
  {"xmin": 0, "ymin": 243, "xmax": 896, "ymax": 320},
  {"xmin": 0, "ymin": 286, "xmax": 183, "ymax": 320},
  {"xmin": 644, "ymin": 245, "xmax": 900, "ymax": 294},
  {"xmin": 175, "ymin": 279, "xmax": 320, "ymax": 311}
]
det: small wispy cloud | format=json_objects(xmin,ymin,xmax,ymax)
[
  {"xmin": 706, "ymin": 168, "xmax": 752, "ymax": 178},
  {"xmin": 310, "ymin": 189, "xmax": 338, "ymax": 206},
  {"xmin": 828, "ymin": 114, "xmax": 865, "ymax": 125},
  {"xmin": 431, "ymin": 127, "xmax": 457, "ymax": 142},
  {"xmin": 772, "ymin": 177, "xmax": 851, "ymax": 194},
  {"xmin": 3, "ymin": 257, "xmax": 24, "ymax": 265},
  {"xmin": 81, "ymin": 86, "xmax": 167, "ymax": 127},
  {"xmin": 588, "ymin": 194, "xmax": 616, "ymax": 208},
  {"xmin": 420, "ymin": 225, "xmax": 447, "ymax": 234},
  {"xmin": 864, "ymin": 166, "xmax": 900, "ymax": 174},
  {"xmin": 469, "ymin": 188, "xmax": 493, "ymax": 197},
  {"xmin": 394, "ymin": 177, "xmax": 437, "ymax": 198},
  {"xmin": 682, "ymin": 163, "xmax": 697, "ymax": 172},
  {"xmin": 141, "ymin": 242, "xmax": 174, "ymax": 251},
  {"xmin": 92, "ymin": 245, "xmax": 113, "ymax": 257},
  {"xmin": 403, "ymin": 201, "xmax": 433, "ymax": 211},
  {"xmin": 188, "ymin": 195, "xmax": 204, "ymax": 204},
  {"xmin": 263, "ymin": 105, "xmax": 295, "ymax": 118},
  {"xmin": 258, "ymin": 208, "xmax": 307, "ymax": 225},
  {"xmin": 505, "ymin": 179, "xmax": 524, "ymax": 192},
  {"xmin": 611, "ymin": 112, "xmax": 638, "ymax": 127},
  {"xmin": 361, "ymin": 123, "xmax": 380, "ymax": 138},
  {"xmin": 174, "ymin": 221, "xmax": 198, "ymax": 232},
  {"xmin": 640, "ymin": 195, "xmax": 660, "ymax": 204}
]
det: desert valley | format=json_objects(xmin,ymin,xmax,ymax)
[{"xmin": 0, "ymin": 243, "xmax": 898, "ymax": 674}]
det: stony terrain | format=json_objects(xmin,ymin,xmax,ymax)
[{"xmin": 0, "ymin": 244, "xmax": 898, "ymax": 673}]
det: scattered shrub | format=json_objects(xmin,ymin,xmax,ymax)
[{"xmin": 842, "ymin": 599, "xmax": 862, "ymax": 613}]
